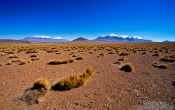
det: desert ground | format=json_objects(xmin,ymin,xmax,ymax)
[{"xmin": 0, "ymin": 42, "xmax": 175, "ymax": 110}]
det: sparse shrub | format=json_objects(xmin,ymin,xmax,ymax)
[
  {"xmin": 99, "ymin": 53, "xmax": 104, "ymax": 56},
  {"xmin": 9, "ymin": 55, "xmax": 18, "ymax": 58},
  {"xmin": 52, "ymin": 75, "xmax": 85, "ymax": 91},
  {"xmin": 12, "ymin": 59, "xmax": 21, "ymax": 63},
  {"xmin": 72, "ymin": 55, "xmax": 77, "ymax": 57},
  {"xmin": 75, "ymin": 56, "xmax": 83, "ymax": 60},
  {"xmin": 118, "ymin": 57, "xmax": 125, "ymax": 61},
  {"xmin": 120, "ymin": 64, "xmax": 134, "ymax": 72},
  {"xmin": 5, "ymin": 51, "xmax": 15, "ymax": 54},
  {"xmin": 32, "ymin": 78, "xmax": 51, "ymax": 92},
  {"xmin": 19, "ymin": 61, "xmax": 28, "ymax": 65},
  {"xmin": 31, "ymin": 58, "xmax": 40, "ymax": 61},
  {"xmin": 85, "ymin": 66, "xmax": 95, "ymax": 77},
  {"xmin": 160, "ymin": 54, "xmax": 175, "ymax": 62},
  {"xmin": 152, "ymin": 62, "xmax": 168, "ymax": 69},
  {"xmin": 48, "ymin": 58, "xmax": 74, "ymax": 65},
  {"xmin": 113, "ymin": 61, "xmax": 122, "ymax": 65},
  {"xmin": 52, "ymin": 66, "xmax": 95, "ymax": 91},
  {"xmin": 141, "ymin": 52, "xmax": 146, "ymax": 55},
  {"xmin": 56, "ymin": 52, "xmax": 61, "ymax": 54},
  {"xmin": 172, "ymin": 81, "xmax": 175, "ymax": 86},
  {"xmin": 30, "ymin": 54, "xmax": 37, "ymax": 57},
  {"xmin": 66, "ymin": 58, "xmax": 74, "ymax": 63},
  {"xmin": 47, "ymin": 49, "xmax": 58, "ymax": 53},
  {"xmin": 6, "ymin": 61, "xmax": 12, "ymax": 65},
  {"xmin": 119, "ymin": 52, "xmax": 130, "ymax": 56},
  {"xmin": 152, "ymin": 53, "xmax": 160, "ymax": 56},
  {"xmin": 108, "ymin": 52, "xmax": 114, "ymax": 54},
  {"xmin": 152, "ymin": 50, "xmax": 160, "ymax": 56},
  {"xmin": 48, "ymin": 60, "xmax": 67, "ymax": 65}
]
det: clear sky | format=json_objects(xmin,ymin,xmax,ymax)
[{"xmin": 0, "ymin": 0, "xmax": 175, "ymax": 41}]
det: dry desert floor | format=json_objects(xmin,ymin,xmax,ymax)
[{"xmin": 0, "ymin": 43, "xmax": 175, "ymax": 110}]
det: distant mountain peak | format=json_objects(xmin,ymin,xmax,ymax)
[{"xmin": 72, "ymin": 37, "xmax": 89, "ymax": 42}]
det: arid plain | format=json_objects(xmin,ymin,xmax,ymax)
[{"xmin": 0, "ymin": 43, "xmax": 175, "ymax": 110}]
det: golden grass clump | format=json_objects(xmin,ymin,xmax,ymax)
[
  {"xmin": 26, "ymin": 50, "xmax": 38, "ymax": 54},
  {"xmin": 72, "ymin": 55, "xmax": 77, "ymax": 57},
  {"xmin": 56, "ymin": 52, "xmax": 61, "ymax": 54},
  {"xmin": 120, "ymin": 63, "xmax": 134, "ymax": 72},
  {"xmin": 5, "ymin": 51, "xmax": 15, "ymax": 54},
  {"xmin": 6, "ymin": 61, "xmax": 12, "ymax": 65},
  {"xmin": 52, "ymin": 75, "xmax": 85, "ymax": 91},
  {"xmin": 32, "ymin": 78, "xmax": 51, "ymax": 92},
  {"xmin": 48, "ymin": 58, "xmax": 74, "ymax": 65},
  {"xmin": 66, "ymin": 58, "xmax": 74, "ymax": 63},
  {"xmin": 108, "ymin": 52, "xmax": 114, "ymax": 54},
  {"xmin": 99, "ymin": 53, "xmax": 104, "ymax": 56},
  {"xmin": 118, "ymin": 57, "xmax": 125, "ymax": 61},
  {"xmin": 82, "ymin": 65, "xmax": 95, "ymax": 79},
  {"xmin": 52, "ymin": 66, "xmax": 95, "ymax": 91},
  {"xmin": 19, "ymin": 61, "xmax": 28, "ymax": 65},
  {"xmin": 152, "ymin": 62, "xmax": 168, "ymax": 69},
  {"xmin": 141, "ymin": 51, "xmax": 147, "ymax": 55},
  {"xmin": 152, "ymin": 50, "xmax": 160, "ymax": 56},
  {"xmin": 19, "ymin": 60, "xmax": 30, "ymax": 65},
  {"xmin": 75, "ymin": 56, "xmax": 84, "ymax": 60},
  {"xmin": 113, "ymin": 61, "xmax": 122, "ymax": 65},
  {"xmin": 119, "ymin": 52, "xmax": 130, "ymax": 56},
  {"xmin": 160, "ymin": 54, "xmax": 175, "ymax": 62},
  {"xmin": 30, "ymin": 54, "xmax": 38, "ymax": 57},
  {"xmin": 9, "ymin": 55, "xmax": 19, "ymax": 58},
  {"xmin": 31, "ymin": 58, "xmax": 40, "ymax": 61},
  {"xmin": 48, "ymin": 60, "xmax": 67, "ymax": 65}
]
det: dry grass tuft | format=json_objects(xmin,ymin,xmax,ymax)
[
  {"xmin": 18, "ymin": 60, "xmax": 29, "ymax": 65},
  {"xmin": 31, "ymin": 58, "xmax": 40, "ymax": 61},
  {"xmin": 48, "ymin": 58, "xmax": 74, "ymax": 65},
  {"xmin": 75, "ymin": 56, "xmax": 84, "ymax": 60},
  {"xmin": 52, "ymin": 75, "xmax": 85, "ymax": 91},
  {"xmin": 119, "ymin": 52, "xmax": 130, "ymax": 56},
  {"xmin": 32, "ymin": 78, "xmax": 51, "ymax": 92},
  {"xmin": 48, "ymin": 60, "xmax": 68, "ymax": 65},
  {"xmin": 160, "ymin": 54, "xmax": 175, "ymax": 62},
  {"xmin": 108, "ymin": 52, "xmax": 114, "ymax": 54},
  {"xmin": 6, "ymin": 61, "xmax": 12, "ymax": 65},
  {"xmin": 152, "ymin": 62, "xmax": 168, "ymax": 69},
  {"xmin": 120, "ymin": 64, "xmax": 134, "ymax": 72},
  {"xmin": 9, "ymin": 55, "xmax": 19, "ymax": 58},
  {"xmin": 30, "ymin": 54, "xmax": 38, "ymax": 57},
  {"xmin": 52, "ymin": 66, "xmax": 94, "ymax": 91},
  {"xmin": 113, "ymin": 61, "xmax": 122, "ymax": 65},
  {"xmin": 152, "ymin": 50, "xmax": 160, "ymax": 56}
]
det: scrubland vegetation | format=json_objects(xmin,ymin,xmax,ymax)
[{"xmin": 0, "ymin": 42, "xmax": 175, "ymax": 109}]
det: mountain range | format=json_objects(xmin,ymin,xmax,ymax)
[
  {"xmin": 163, "ymin": 40, "xmax": 175, "ymax": 42},
  {"xmin": 20, "ymin": 35, "xmax": 153, "ymax": 43},
  {"xmin": 22, "ymin": 37, "xmax": 68, "ymax": 43},
  {"xmin": 95, "ymin": 35, "xmax": 153, "ymax": 42},
  {"xmin": 0, "ymin": 39, "xmax": 30, "ymax": 44}
]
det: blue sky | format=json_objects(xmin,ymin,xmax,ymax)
[{"xmin": 0, "ymin": 0, "xmax": 175, "ymax": 41}]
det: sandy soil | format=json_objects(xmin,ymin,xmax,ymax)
[{"xmin": 0, "ymin": 43, "xmax": 175, "ymax": 110}]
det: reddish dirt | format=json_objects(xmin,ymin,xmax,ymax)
[{"xmin": 0, "ymin": 43, "xmax": 175, "ymax": 110}]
